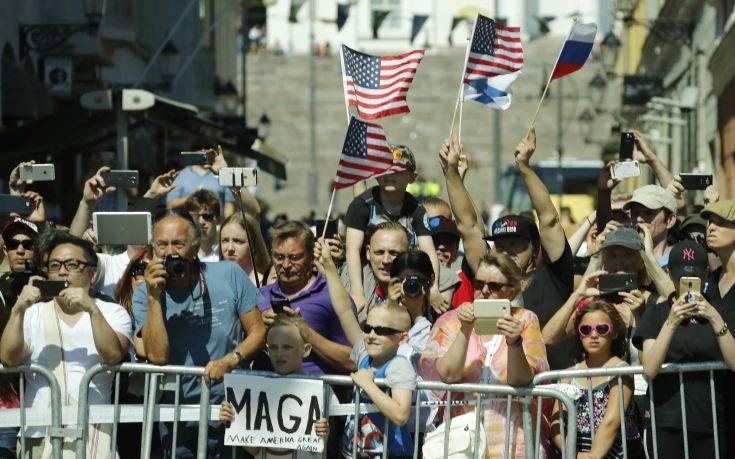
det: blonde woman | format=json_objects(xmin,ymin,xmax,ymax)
[{"xmin": 219, "ymin": 212, "xmax": 270, "ymax": 285}]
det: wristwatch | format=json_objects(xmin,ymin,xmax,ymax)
[
  {"xmin": 231, "ymin": 351, "xmax": 246, "ymax": 366},
  {"xmin": 716, "ymin": 323, "xmax": 729, "ymax": 338}
]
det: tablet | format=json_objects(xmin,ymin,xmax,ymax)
[
  {"xmin": 93, "ymin": 212, "xmax": 152, "ymax": 246},
  {"xmin": 473, "ymin": 299, "xmax": 511, "ymax": 336}
]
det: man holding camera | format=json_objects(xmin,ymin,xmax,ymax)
[
  {"xmin": 258, "ymin": 221, "xmax": 355, "ymax": 374},
  {"xmin": 132, "ymin": 210, "xmax": 265, "ymax": 458}
]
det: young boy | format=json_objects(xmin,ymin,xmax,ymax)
[
  {"xmin": 340, "ymin": 302, "xmax": 416, "ymax": 457},
  {"xmin": 344, "ymin": 144, "xmax": 442, "ymax": 313},
  {"xmin": 220, "ymin": 315, "xmax": 329, "ymax": 458}
]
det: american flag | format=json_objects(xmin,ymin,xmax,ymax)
[
  {"xmin": 463, "ymin": 15, "xmax": 523, "ymax": 84},
  {"xmin": 333, "ymin": 117, "xmax": 403, "ymax": 189},
  {"xmin": 341, "ymin": 45, "xmax": 425, "ymax": 120}
]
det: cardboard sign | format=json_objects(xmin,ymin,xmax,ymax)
[{"xmin": 223, "ymin": 373, "xmax": 325, "ymax": 452}]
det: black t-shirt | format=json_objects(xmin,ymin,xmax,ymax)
[
  {"xmin": 633, "ymin": 294, "xmax": 735, "ymax": 432},
  {"xmin": 521, "ymin": 241, "xmax": 575, "ymax": 370},
  {"xmin": 344, "ymin": 187, "xmax": 431, "ymax": 247}
]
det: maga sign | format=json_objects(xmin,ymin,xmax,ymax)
[{"xmin": 223, "ymin": 373, "xmax": 325, "ymax": 452}]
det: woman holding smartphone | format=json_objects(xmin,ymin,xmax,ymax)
[
  {"xmin": 419, "ymin": 251, "xmax": 548, "ymax": 457},
  {"xmin": 634, "ymin": 240, "xmax": 735, "ymax": 458}
]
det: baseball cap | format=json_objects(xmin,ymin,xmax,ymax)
[
  {"xmin": 428, "ymin": 216, "xmax": 460, "ymax": 238},
  {"xmin": 389, "ymin": 144, "xmax": 416, "ymax": 172},
  {"xmin": 701, "ymin": 199, "xmax": 735, "ymax": 223},
  {"xmin": 598, "ymin": 227, "xmax": 645, "ymax": 252},
  {"xmin": 680, "ymin": 213, "xmax": 708, "ymax": 232},
  {"xmin": 1, "ymin": 217, "xmax": 38, "ymax": 241},
  {"xmin": 623, "ymin": 185, "xmax": 677, "ymax": 213},
  {"xmin": 485, "ymin": 215, "xmax": 539, "ymax": 241},
  {"xmin": 668, "ymin": 240, "xmax": 708, "ymax": 281}
]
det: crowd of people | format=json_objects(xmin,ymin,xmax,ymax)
[{"xmin": 0, "ymin": 128, "xmax": 731, "ymax": 459}]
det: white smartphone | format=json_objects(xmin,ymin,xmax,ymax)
[
  {"xmin": 473, "ymin": 299, "xmax": 511, "ymax": 335},
  {"xmin": 218, "ymin": 167, "xmax": 258, "ymax": 187},
  {"xmin": 610, "ymin": 160, "xmax": 641, "ymax": 180},
  {"xmin": 93, "ymin": 212, "xmax": 152, "ymax": 246},
  {"xmin": 19, "ymin": 164, "xmax": 55, "ymax": 182}
]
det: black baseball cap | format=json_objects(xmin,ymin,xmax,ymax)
[
  {"xmin": 428, "ymin": 216, "xmax": 460, "ymax": 238},
  {"xmin": 485, "ymin": 215, "xmax": 539, "ymax": 241},
  {"xmin": 668, "ymin": 240, "xmax": 708, "ymax": 281}
]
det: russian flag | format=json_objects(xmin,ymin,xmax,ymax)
[{"xmin": 550, "ymin": 22, "xmax": 597, "ymax": 81}]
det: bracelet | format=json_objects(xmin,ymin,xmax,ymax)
[{"xmin": 716, "ymin": 323, "xmax": 729, "ymax": 337}]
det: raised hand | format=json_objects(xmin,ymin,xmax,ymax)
[
  {"xmin": 24, "ymin": 191, "xmax": 45, "ymax": 224},
  {"xmin": 83, "ymin": 166, "xmax": 116, "ymax": 207},
  {"xmin": 514, "ymin": 127, "xmax": 536, "ymax": 166},
  {"xmin": 632, "ymin": 131, "xmax": 657, "ymax": 164},
  {"xmin": 439, "ymin": 133, "xmax": 462, "ymax": 173},
  {"xmin": 666, "ymin": 175, "xmax": 685, "ymax": 200},
  {"xmin": 144, "ymin": 169, "xmax": 179, "ymax": 199},
  {"xmin": 8, "ymin": 160, "xmax": 37, "ymax": 195}
]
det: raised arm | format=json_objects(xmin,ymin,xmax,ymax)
[
  {"xmin": 440, "ymin": 134, "xmax": 487, "ymax": 274},
  {"xmin": 0, "ymin": 282, "xmax": 40, "ymax": 367},
  {"xmin": 638, "ymin": 224, "xmax": 676, "ymax": 297},
  {"xmin": 514, "ymin": 128, "xmax": 566, "ymax": 262},
  {"xmin": 140, "ymin": 257, "xmax": 170, "ymax": 365},
  {"xmin": 640, "ymin": 296, "xmax": 695, "ymax": 378},
  {"xmin": 595, "ymin": 162, "xmax": 619, "ymax": 234},
  {"xmin": 633, "ymin": 131, "xmax": 674, "ymax": 187},
  {"xmin": 70, "ymin": 166, "xmax": 116, "ymax": 237},
  {"xmin": 543, "ymin": 269, "xmax": 604, "ymax": 345},
  {"xmin": 345, "ymin": 228, "xmax": 368, "ymax": 311},
  {"xmin": 568, "ymin": 211, "xmax": 596, "ymax": 256},
  {"xmin": 435, "ymin": 303, "xmax": 475, "ymax": 383}
]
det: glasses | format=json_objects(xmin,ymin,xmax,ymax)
[
  {"xmin": 272, "ymin": 252, "xmax": 306, "ymax": 263},
  {"xmin": 578, "ymin": 323, "xmax": 613, "ymax": 338},
  {"xmin": 131, "ymin": 261, "xmax": 148, "ymax": 277},
  {"xmin": 6, "ymin": 239, "xmax": 33, "ymax": 251},
  {"xmin": 190, "ymin": 212, "xmax": 215, "ymax": 222},
  {"xmin": 472, "ymin": 280, "xmax": 510, "ymax": 292},
  {"xmin": 46, "ymin": 259, "xmax": 92, "ymax": 273},
  {"xmin": 361, "ymin": 324, "xmax": 403, "ymax": 336}
]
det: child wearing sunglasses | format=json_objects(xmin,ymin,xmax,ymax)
[{"xmin": 551, "ymin": 301, "xmax": 642, "ymax": 459}]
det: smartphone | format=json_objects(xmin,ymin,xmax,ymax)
[
  {"xmin": 679, "ymin": 173, "xmax": 713, "ymax": 191},
  {"xmin": 19, "ymin": 164, "xmax": 55, "ymax": 182},
  {"xmin": 0, "ymin": 194, "xmax": 31, "ymax": 215},
  {"xmin": 218, "ymin": 167, "xmax": 258, "ymax": 187},
  {"xmin": 473, "ymin": 299, "xmax": 511, "ymax": 335},
  {"xmin": 679, "ymin": 276, "xmax": 701, "ymax": 303},
  {"xmin": 103, "ymin": 170, "xmax": 139, "ymax": 188},
  {"xmin": 271, "ymin": 299, "xmax": 290, "ymax": 314},
  {"xmin": 619, "ymin": 132, "xmax": 635, "ymax": 160},
  {"xmin": 180, "ymin": 152, "xmax": 210, "ymax": 166},
  {"xmin": 314, "ymin": 219, "xmax": 339, "ymax": 239},
  {"xmin": 610, "ymin": 160, "xmax": 640, "ymax": 180},
  {"xmin": 599, "ymin": 273, "xmax": 637, "ymax": 302},
  {"xmin": 93, "ymin": 212, "xmax": 152, "ymax": 246},
  {"xmin": 33, "ymin": 279, "xmax": 69, "ymax": 298}
]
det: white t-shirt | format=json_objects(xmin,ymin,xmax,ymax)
[
  {"xmin": 198, "ymin": 244, "xmax": 220, "ymax": 262},
  {"xmin": 94, "ymin": 251, "xmax": 131, "ymax": 298},
  {"xmin": 22, "ymin": 299, "xmax": 133, "ymax": 437}
]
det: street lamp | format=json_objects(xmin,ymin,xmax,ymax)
[
  {"xmin": 257, "ymin": 113, "xmax": 272, "ymax": 140},
  {"xmin": 19, "ymin": 0, "xmax": 108, "ymax": 58},
  {"xmin": 589, "ymin": 73, "xmax": 607, "ymax": 104},
  {"xmin": 159, "ymin": 40, "xmax": 180, "ymax": 83},
  {"xmin": 600, "ymin": 32, "xmax": 621, "ymax": 72}
]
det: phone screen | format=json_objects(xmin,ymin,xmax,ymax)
[
  {"xmin": 315, "ymin": 220, "xmax": 338, "ymax": 239},
  {"xmin": 271, "ymin": 300, "xmax": 290, "ymax": 314},
  {"xmin": 619, "ymin": 132, "xmax": 635, "ymax": 160}
]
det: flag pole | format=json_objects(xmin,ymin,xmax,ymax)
[
  {"xmin": 321, "ymin": 187, "xmax": 338, "ymax": 240},
  {"xmin": 525, "ymin": 18, "xmax": 577, "ymax": 138},
  {"xmin": 450, "ymin": 16, "xmax": 475, "ymax": 135},
  {"xmin": 339, "ymin": 45, "xmax": 351, "ymax": 122}
]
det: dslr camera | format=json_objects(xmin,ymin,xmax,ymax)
[
  {"xmin": 5, "ymin": 260, "xmax": 40, "ymax": 294},
  {"xmin": 402, "ymin": 275, "xmax": 428, "ymax": 298},
  {"xmin": 164, "ymin": 254, "xmax": 192, "ymax": 279}
]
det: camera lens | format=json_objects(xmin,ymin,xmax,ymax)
[{"xmin": 402, "ymin": 275, "xmax": 424, "ymax": 298}]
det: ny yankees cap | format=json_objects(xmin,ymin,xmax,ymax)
[
  {"xmin": 485, "ymin": 215, "xmax": 539, "ymax": 241},
  {"xmin": 668, "ymin": 240, "xmax": 708, "ymax": 281}
]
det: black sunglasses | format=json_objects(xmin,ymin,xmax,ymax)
[
  {"xmin": 6, "ymin": 239, "xmax": 34, "ymax": 251},
  {"xmin": 472, "ymin": 280, "xmax": 510, "ymax": 292},
  {"xmin": 361, "ymin": 323, "xmax": 403, "ymax": 336},
  {"xmin": 191, "ymin": 212, "xmax": 215, "ymax": 222}
]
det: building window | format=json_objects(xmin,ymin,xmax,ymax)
[{"xmin": 371, "ymin": 0, "xmax": 402, "ymax": 30}]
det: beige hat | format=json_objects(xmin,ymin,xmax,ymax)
[
  {"xmin": 623, "ymin": 185, "xmax": 677, "ymax": 213},
  {"xmin": 701, "ymin": 199, "xmax": 735, "ymax": 223}
]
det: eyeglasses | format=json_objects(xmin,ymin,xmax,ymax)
[
  {"xmin": 472, "ymin": 280, "xmax": 510, "ymax": 292},
  {"xmin": 6, "ymin": 239, "xmax": 34, "ymax": 251},
  {"xmin": 190, "ymin": 212, "xmax": 215, "ymax": 222},
  {"xmin": 46, "ymin": 259, "xmax": 92, "ymax": 273},
  {"xmin": 361, "ymin": 324, "xmax": 403, "ymax": 336},
  {"xmin": 131, "ymin": 261, "xmax": 148, "ymax": 277},
  {"xmin": 577, "ymin": 323, "xmax": 613, "ymax": 338},
  {"xmin": 272, "ymin": 252, "xmax": 306, "ymax": 263}
]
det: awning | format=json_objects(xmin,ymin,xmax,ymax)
[{"xmin": 0, "ymin": 92, "xmax": 287, "ymax": 179}]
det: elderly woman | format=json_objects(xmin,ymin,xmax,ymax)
[{"xmin": 420, "ymin": 251, "xmax": 549, "ymax": 458}]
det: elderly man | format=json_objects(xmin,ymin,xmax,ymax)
[
  {"xmin": 259, "ymin": 221, "xmax": 355, "ymax": 374},
  {"xmin": 133, "ymin": 210, "xmax": 265, "ymax": 458},
  {"xmin": 0, "ymin": 232, "xmax": 131, "ymax": 456}
]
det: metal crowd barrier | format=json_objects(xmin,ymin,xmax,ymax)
[
  {"xmin": 0, "ymin": 364, "xmax": 63, "ymax": 459},
  {"xmin": 532, "ymin": 360, "xmax": 731, "ymax": 459}
]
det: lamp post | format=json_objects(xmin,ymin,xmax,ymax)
[
  {"xmin": 257, "ymin": 113, "xmax": 271, "ymax": 140},
  {"xmin": 159, "ymin": 40, "xmax": 180, "ymax": 85},
  {"xmin": 600, "ymin": 32, "xmax": 621, "ymax": 74},
  {"xmin": 19, "ymin": 0, "xmax": 107, "ymax": 58}
]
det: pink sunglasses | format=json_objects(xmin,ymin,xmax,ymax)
[{"xmin": 578, "ymin": 323, "xmax": 613, "ymax": 338}]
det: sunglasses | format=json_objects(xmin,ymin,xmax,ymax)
[
  {"xmin": 190, "ymin": 212, "xmax": 215, "ymax": 222},
  {"xmin": 361, "ymin": 323, "xmax": 403, "ymax": 336},
  {"xmin": 6, "ymin": 239, "xmax": 33, "ymax": 251},
  {"xmin": 428, "ymin": 216, "xmax": 455, "ymax": 230},
  {"xmin": 578, "ymin": 323, "xmax": 613, "ymax": 338},
  {"xmin": 472, "ymin": 280, "xmax": 510, "ymax": 292}
]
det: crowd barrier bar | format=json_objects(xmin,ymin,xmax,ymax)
[
  {"xmin": 532, "ymin": 361, "xmax": 730, "ymax": 459},
  {"xmin": 0, "ymin": 364, "xmax": 63, "ymax": 459}
]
